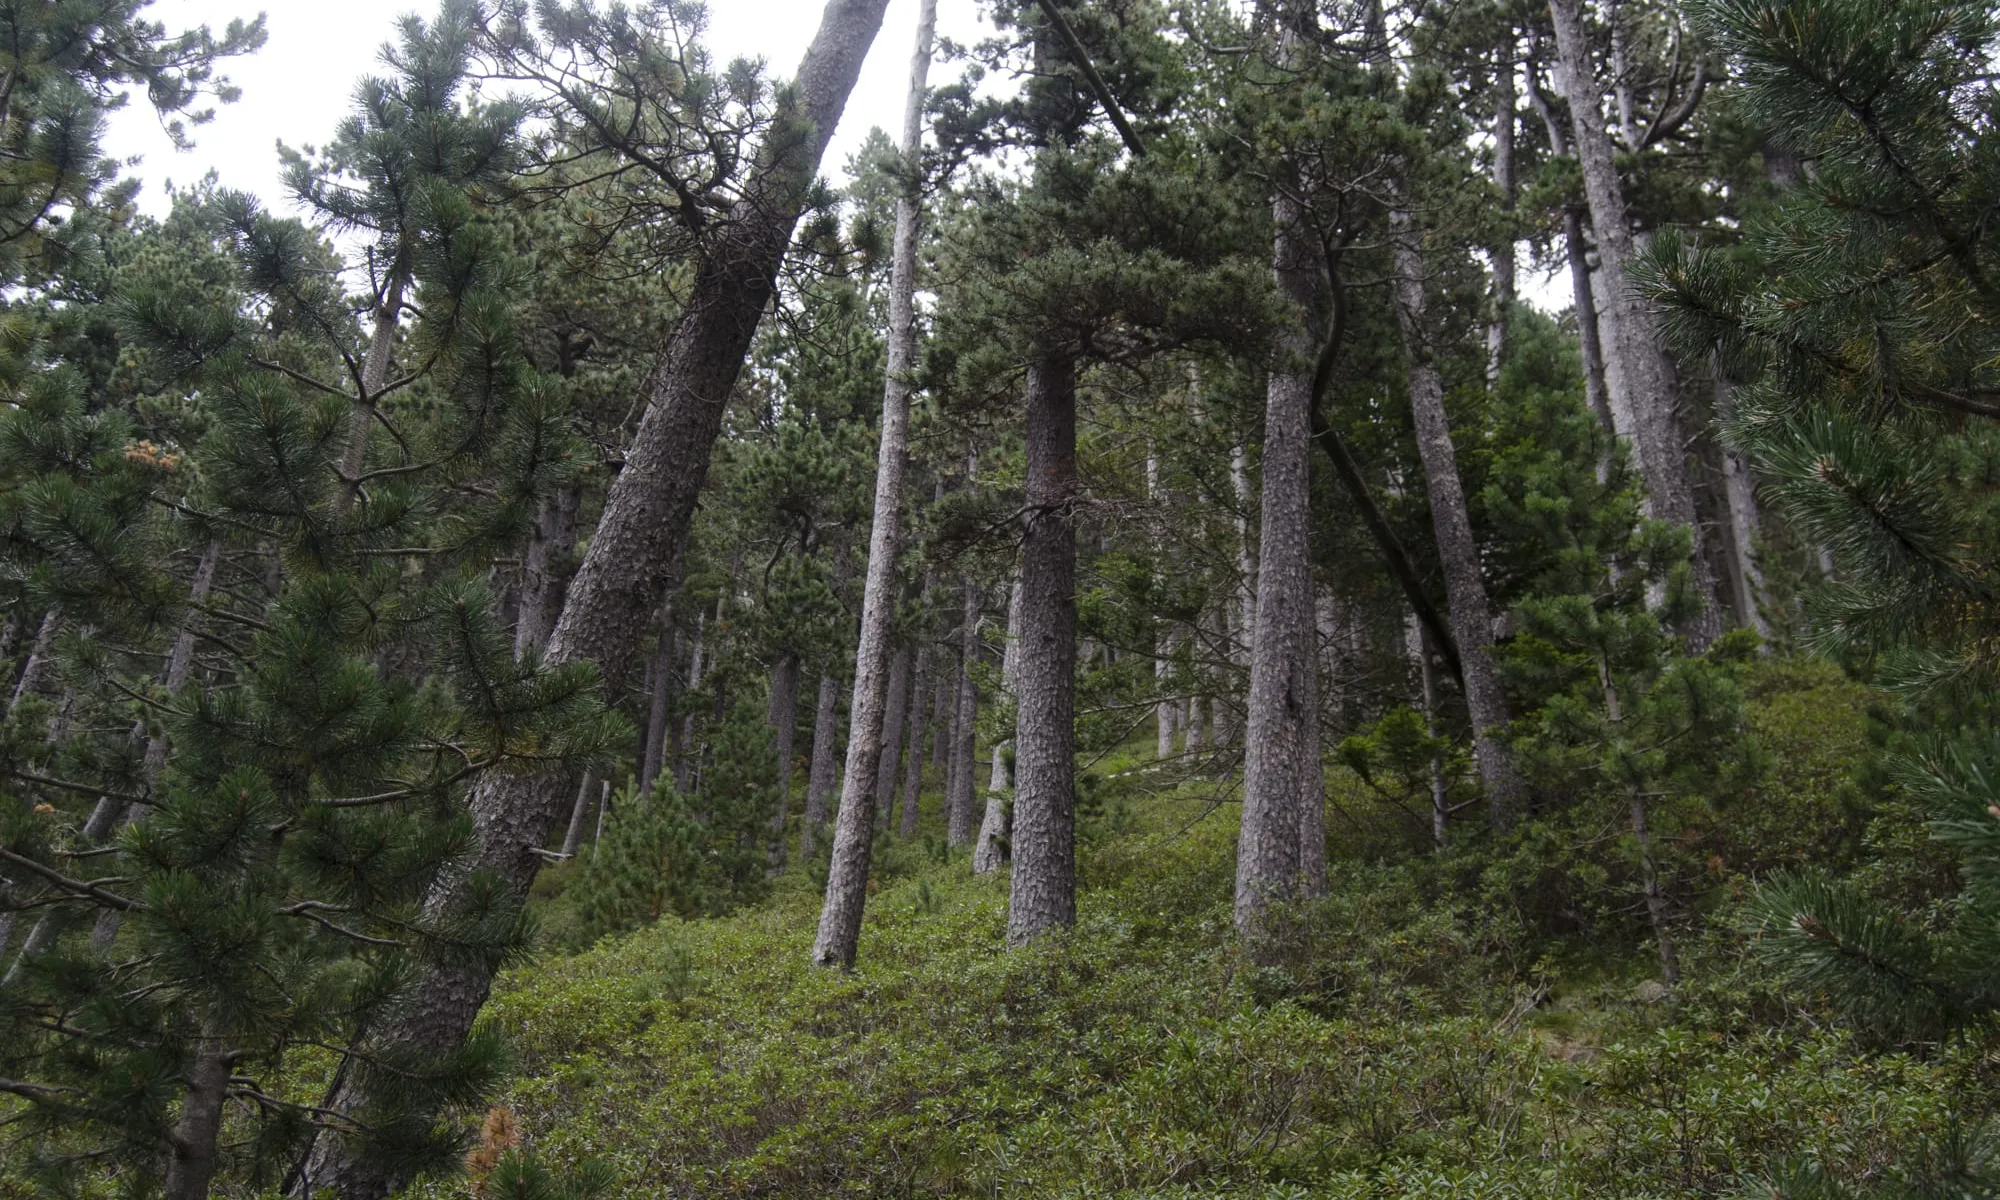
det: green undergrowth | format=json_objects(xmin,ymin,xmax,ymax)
[{"xmin": 410, "ymin": 666, "xmax": 1994, "ymax": 1198}]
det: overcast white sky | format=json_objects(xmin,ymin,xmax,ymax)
[{"xmin": 103, "ymin": 0, "xmax": 997, "ymax": 218}]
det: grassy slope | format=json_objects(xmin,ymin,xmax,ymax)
[{"xmin": 424, "ymin": 667, "xmax": 1983, "ymax": 1199}]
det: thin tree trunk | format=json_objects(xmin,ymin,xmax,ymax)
[
  {"xmin": 945, "ymin": 580, "xmax": 980, "ymax": 847},
  {"xmin": 675, "ymin": 606, "xmax": 709, "ymax": 791},
  {"xmin": 640, "ymin": 617, "xmax": 675, "ymax": 796},
  {"xmin": 1007, "ymin": 354, "xmax": 1079, "ymax": 944},
  {"xmin": 1155, "ymin": 633, "xmax": 1177, "ymax": 758},
  {"xmin": 1712, "ymin": 362, "xmax": 1773, "ymax": 641},
  {"xmin": 874, "ymin": 646, "xmax": 913, "ymax": 831},
  {"xmin": 302, "ymin": 4, "xmax": 896, "ymax": 1191},
  {"xmin": 1547, "ymin": 0, "xmax": 1724, "ymax": 650},
  {"xmin": 1237, "ymin": 184, "xmax": 1321, "ymax": 939},
  {"xmin": 769, "ymin": 653, "xmax": 801, "ymax": 846},
  {"xmin": 1407, "ymin": 613, "xmax": 1450, "ymax": 849},
  {"xmin": 1630, "ymin": 785, "xmax": 1681, "ymax": 987},
  {"xmin": 9, "ymin": 609, "xmax": 58, "ymax": 714},
  {"xmin": 335, "ymin": 272, "xmax": 406, "ymax": 517},
  {"xmin": 811, "ymin": 0, "xmax": 934, "ymax": 968},
  {"xmin": 559, "ymin": 771, "xmax": 596, "ymax": 859},
  {"xmin": 801, "ymin": 671, "xmax": 840, "ymax": 860},
  {"xmin": 1488, "ymin": 35, "xmax": 1518, "ymax": 380},
  {"xmin": 591, "ymin": 778, "xmax": 611, "ymax": 856},
  {"xmin": 974, "ymin": 577, "xmax": 1023, "ymax": 874},
  {"xmin": 1389, "ymin": 206, "xmax": 1526, "ymax": 829},
  {"xmin": 898, "ymin": 646, "xmax": 931, "ymax": 836}
]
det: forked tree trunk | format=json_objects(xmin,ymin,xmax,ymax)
[
  {"xmin": 1007, "ymin": 354, "xmax": 1079, "ymax": 944},
  {"xmin": 1547, "ymin": 0, "xmax": 1724, "ymax": 650},
  {"xmin": 1237, "ymin": 185, "xmax": 1323, "ymax": 940},
  {"xmin": 302, "ymin": 3, "xmax": 896, "ymax": 1191},
  {"xmin": 974, "ymin": 577, "xmax": 1023, "ymax": 874},
  {"xmin": 1389, "ymin": 206, "xmax": 1526, "ymax": 829}
]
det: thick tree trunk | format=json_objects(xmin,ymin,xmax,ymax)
[
  {"xmin": 514, "ymin": 484, "xmax": 581, "ymax": 659},
  {"xmin": 1237, "ymin": 189, "xmax": 1323, "ymax": 939},
  {"xmin": 769, "ymin": 653, "xmax": 800, "ymax": 844},
  {"xmin": 898, "ymin": 646, "xmax": 931, "ymax": 836},
  {"xmin": 163, "ymin": 1038, "xmax": 234, "ymax": 1200},
  {"xmin": 1389, "ymin": 207, "xmax": 1526, "ymax": 829},
  {"xmin": 974, "ymin": 577, "xmax": 1023, "ymax": 874},
  {"xmin": 301, "ymin": 3, "xmax": 895, "ymax": 1191},
  {"xmin": 1547, "ymin": 0, "xmax": 1723, "ymax": 650},
  {"xmin": 945, "ymin": 580, "xmax": 980, "ymax": 847},
  {"xmin": 1007, "ymin": 354, "xmax": 1079, "ymax": 944},
  {"xmin": 801, "ymin": 671, "xmax": 840, "ymax": 859},
  {"xmin": 811, "ymin": 0, "xmax": 935, "ymax": 968}
]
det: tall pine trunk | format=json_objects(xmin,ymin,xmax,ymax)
[
  {"xmin": 1237, "ymin": 186, "xmax": 1322, "ymax": 939},
  {"xmin": 974, "ymin": 576, "xmax": 1023, "ymax": 874},
  {"xmin": 301, "ymin": 3, "xmax": 895, "ymax": 1191},
  {"xmin": 812, "ymin": 0, "xmax": 935, "ymax": 967},
  {"xmin": 1006, "ymin": 354, "xmax": 1079, "ymax": 944},
  {"xmin": 1389, "ymin": 207, "xmax": 1526, "ymax": 828},
  {"xmin": 1547, "ymin": 0, "xmax": 1723, "ymax": 649}
]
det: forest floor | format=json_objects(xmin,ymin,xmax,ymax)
[{"xmin": 418, "ymin": 665, "xmax": 1990, "ymax": 1198}]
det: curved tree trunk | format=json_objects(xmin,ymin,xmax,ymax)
[
  {"xmin": 1389, "ymin": 207, "xmax": 1526, "ymax": 829},
  {"xmin": 1006, "ymin": 354, "xmax": 1079, "ymax": 944},
  {"xmin": 301, "ymin": 2, "xmax": 896, "ymax": 1191}
]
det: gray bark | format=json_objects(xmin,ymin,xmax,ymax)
[
  {"xmin": 639, "ymin": 616, "xmax": 675, "ymax": 796},
  {"xmin": 874, "ymin": 646, "xmax": 912, "ymax": 830},
  {"xmin": 514, "ymin": 484, "xmax": 581, "ymax": 659},
  {"xmin": 163, "ymin": 1038, "xmax": 234, "ymax": 1200},
  {"xmin": 335, "ymin": 272, "xmax": 406, "ymax": 517},
  {"xmin": 1236, "ymin": 188, "xmax": 1323, "ymax": 939},
  {"xmin": 9, "ymin": 609, "xmax": 58, "ymax": 714},
  {"xmin": 675, "ymin": 607, "xmax": 708, "ymax": 791},
  {"xmin": 801, "ymin": 671, "xmax": 840, "ymax": 860},
  {"xmin": 811, "ymin": 0, "xmax": 935, "ymax": 968},
  {"xmin": 559, "ymin": 771, "xmax": 596, "ymax": 859},
  {"xmin": 1548, "ymin": 0, "xmax": 1724, "ymax": 650},
  {"xmin": 945, "ymin": 580, "xmax": 980, "ymax": 847},
  {"xmin": 1488, "ymin": 37, "xmax": 1518, "ymax": 380},
  {"xmin": 1007, "ymin": 355, "xmax": 1079, "ymax": 944},
  {"xmin": 301, "ymin": 3, "xmax": 896, "ymax": 1191},
  {"xmin": 897, "ymin": 646, "xmax": 931, "ymax": 836},
  {"xmin": 1712, "ymin": 364, "xmax": 1773, "ymax": 641},
  {"xmin": 1389, "ymin": 206, "xmax": 1526, "ymax": 829},
  {"xmin": 974, "ymin": 577, "xmax": 1022, "ymax": 874}
]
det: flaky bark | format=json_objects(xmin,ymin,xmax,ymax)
[
  {"xmin": 1547, "ymin": 0, "xmax": 1723, "ymax": 649},
  {"xmin": 302, "ymin": 2, "xmax": 896, "ymax": 1191},
  {"xmin": 1007, "ymin": 355, "xmax": 1079, "ymax": 944},
  {"xmin": 1237, "ymin": 187, "xmax": 1323, "ymax": 939},
  {"xmin": 811, "ymin": 0, "xmax": 935, "ymax": 968},
  {"xmin": 1389, "ymin": 207, "xmax": 1526, "ymax": 829}
]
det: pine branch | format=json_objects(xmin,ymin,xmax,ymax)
[{"xmin": 0, "ymin": 848, "xmax": 139, "ymax": 911}]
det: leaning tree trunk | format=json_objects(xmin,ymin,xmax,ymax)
[
  {"xmin": 974, "ymin": 576, "xmax": 1023, "ymax": 874},
  {"xmin": 1547, "ymin": 0, "xmax": 1723, "ymax": 650},
  {"xmin": 1389, "ymin": 206, "xmax": 1527, "ymax": 829},
  {"xmin": 1007, "ymin": 353, "xmax": 1080, "ymax": 945},
  {"xmin": 801, "ymin": 671, "xmax": 841, "ymax": 859},
  {"xmin": 301, "ymin": 2, "xmax": 895, "ymax": 1192},
  {"xmin": 1237, "ymin": 187, "xmax": 1323, "ymax": 940},
  {"xmin": 811, "ymin": 0, "xmax": 935, "ymax": 970}
]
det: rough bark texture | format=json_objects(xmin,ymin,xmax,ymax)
[
  {"xmin": 945, "ymin": 581, "xmax": 980, "ymax": 847},
  {"xmin": 1237, "ymin": 190, "xmax": 1322, "ymax": 939},
  {"xmin": 1547, "ymin": 0, "xmax": 1724, "ymax": 650},
  {"xmin": 163, "ymin": 1039, "xmax": 233, "ymax": 1200},
  {"xmin": 1007, "ymin": 355, "xmax": 1079, "ymax": 944},
  {"xmin": 811, "ymin": 0, "xmax": 934, "ymax": 969},
  {"xmin": 974, "ymin": 576, "xmax": 1023, "ymax": 874},
  {"xmin": 802, "ymin": 671, "xmax": 841, "ymax": 860},
  {"xmin": 513, "ymin": 484, "xmax": 580, "ymax": 659},
  {"xmin": 1389, "ymin": 207, "xmax": 1527, "ymax": 829},
  {"xmin": 898, "ymin": 646, "xmax": 931, "ymax": 836},
  {"xmin": 301, "ymin": 2, "xmax": 894, "ymax": 1191}
]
